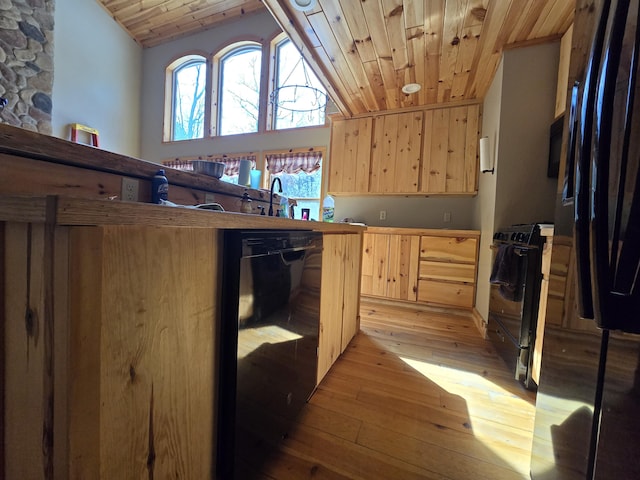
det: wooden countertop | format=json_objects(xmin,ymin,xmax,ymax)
[
  {"xmin": 0, "ymin": 123, "xmax": 274, "ymax": 202},
  {"xmin": 364, "ymin": 226, "xmax": 480, "ymax": 237},
  {"xmin": 0, "ymin": 195, "xmax": 366, "ymax": 233}
]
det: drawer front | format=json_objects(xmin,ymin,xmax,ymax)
[
  {"xmin": 417, "ymin": 279, "xmax": 475, "ymax": 308},
  {"xmin": 419, "ymin": 260, "xmax": 475, "ymax": 283},
  {"xmin": 420, "ymin": 236, "xmax": 477, "ymax": 263}
]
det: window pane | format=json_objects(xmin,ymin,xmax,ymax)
[
  {"xmin": 173, "ymin": 60, "xmax": 205, "ymax": 140},
  {"xmin": 221, "ymin": 173, "xmax": 239, "ymax": 184},
  {"xmin": 219, "ymin": 47, "xmax": 261, "ymax": 136},
  {"xmin": 273, "ymin": 40, "xmax": 326, "ymax": 130},
  {"xmin": 271, "ymin": 168, "xmax": 322, "ymax": 200}
]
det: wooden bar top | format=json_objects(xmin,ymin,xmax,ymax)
[
  {"xmin": 0, "ymin": 195, "xmax": 366, "ymax": 233},
  {"xmin": 0, "ymin": 123, "xmax": 272, "ymax": 202},
  {"xmin": 364, "ymin": 226, "xmax": 480, "ymax": 237}
]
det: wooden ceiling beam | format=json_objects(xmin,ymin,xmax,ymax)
[{"xmin": 262, "ymin": 0, "xmax": 354, "ymax": 117}]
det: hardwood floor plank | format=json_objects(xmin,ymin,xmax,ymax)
[
  {"xmin": 356, "ymin": 423, "xmax": 527, "ymax": 480},
  {"xmin": 248, "ymin": 300, "xmax": 535, "ymax": 479},
  {"xmin": 283, "ymin": 422, "xmax": 450, "ymax": 480}
]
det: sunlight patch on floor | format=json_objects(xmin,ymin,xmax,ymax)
[{"xmin": 400, "ymin": 356, "xmax": 536, "ymax": 476}]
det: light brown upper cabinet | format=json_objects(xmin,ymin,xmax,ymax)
[
  {"xmin": 421, "ymin": 104, "xmax": 480, "ymax": 194},
  {"xmin": 328, "ymin": 117, "xmax": 372, "ymax": 194},
  {"xmin": 329, "ymin": 103, "xmax": 481, "ymax": 196},
  {"xmin": 370, "ymin": 111, "xmax": 423, "ymax": 193}
]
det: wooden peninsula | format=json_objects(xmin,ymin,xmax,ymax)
[{"xmin": 0, "ymin": 123, "xmax": 364, "ymax": 479}]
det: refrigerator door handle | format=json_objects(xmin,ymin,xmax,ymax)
[
  {"xmin": 562, "ymin": 81, "xmax": 580, "ymax": 206},
  {"xmin": 575, "ymin": 0, "xmax": 611, "ymax": 320},
  {"xmin": 610, "ymin": 4, "xmax": 640, "ymax": 301},
  {"xmin": 591, "ymin": 0, "xmax": 629, "ymax": 325}
]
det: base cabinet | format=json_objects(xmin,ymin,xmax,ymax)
[
  {"xmin": 3, "ymin": 221, "xmax": 218, "ymax": 479},
  {"xmin": 361, "ymin": 232, "xmax": 419, "ymax": 301},
  {"xmin": 361, "ymin": 228, "xmax": 479, "ymax": 309},
  {"xmin": 318, "ymin": 233, "xmax": 363, "ymax": 383},
  {"xmin": 417, "ymin": 235, "xmax": 478, "ymax": 308}
]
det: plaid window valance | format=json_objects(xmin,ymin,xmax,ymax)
[
  {"xmin": 265, "ymin": 151, "xmax": 322, "ymax": 175},
  {"xmin": 163, "ymin": 153, "xmax": 257, "ymax": 175}
]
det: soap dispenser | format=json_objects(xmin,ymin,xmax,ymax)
[{"xmin": 240, "ymin": 191, "xmax": 252, "ymax": 214}]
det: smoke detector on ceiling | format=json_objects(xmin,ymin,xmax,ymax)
[{"xmin": 290, "ymin": 0, "xmax": 317, "ymax": 12}]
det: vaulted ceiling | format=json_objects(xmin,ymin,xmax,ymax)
[{"xmin": 97, "ymin": 0, "xmax": 575, "ymax": 117}]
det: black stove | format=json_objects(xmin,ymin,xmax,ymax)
[
  {"xmin": 492, "ymin": 223, "xmax": 542, "ymax": 246},
  {"xmin": 488, "ymin": 223, "xmax": 545, "ymax": 389}
]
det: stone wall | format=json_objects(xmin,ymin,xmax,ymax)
[{"xmin": 0, "ymin": 0, "xmax": 54, "ymax": 134}]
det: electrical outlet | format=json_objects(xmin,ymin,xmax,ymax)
[
  {"xmin": 443, "ymin": 212, "xmax": 451, "ymax": 222},
  {"xmin": 379, "ymin": 210, "xmax": 387, "ymax": 220},
  {"xmin": 121, "ymin": 177, "xmax": 139, "ymax": 202}
]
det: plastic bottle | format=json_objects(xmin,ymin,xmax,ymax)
[
  {"xmin": 152, "ymin": 169, "xmax": 168, "ymax": 204},
  {"xmin": 279, "ymin": 196, "xmax": 289, "ymax": 218},
  {"xmin": 322, "ymin": 194, "xmax": 335, "ymax": 222}
]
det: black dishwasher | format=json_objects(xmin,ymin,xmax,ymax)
[{"xmin": 217, "ymin": 230, "xmax": 323, "ymax": 479}]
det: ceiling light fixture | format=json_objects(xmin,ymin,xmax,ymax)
[
  {"xmin": 290, "ymin": 0, "xmax": 318, "ymax": 12},
  {"xmin": 402, "ymin": 83, "xmax": 422, "ymax": 94}
]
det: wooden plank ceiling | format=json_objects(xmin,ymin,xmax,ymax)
[{"xmin": 97, "ymin": 0, "xmax": 575, "ymax": 117}]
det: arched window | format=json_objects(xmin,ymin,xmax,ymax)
[
  {"xmin": 214, "ymin": 42, "xmax": 262, "ymax": 136},
  {"xmin": 270, "ymin": 36, "xmax": 327, "ymax": 131},
  {"xmin": 166, "ymin": 55, "xmax": 207, "ymax": 141}
]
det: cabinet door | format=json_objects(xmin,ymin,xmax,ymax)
[
  {"xmin": 360, "ymin": 233, "xmax": 390, "ymax": 297},
  {"xmin": 329, "ymin": 117, "xmax": 372, "ymax": 193},
  {"xmin": 421, "ymin": 104, "xmax": 480, "ymax": 194},
  {"xmin": 68, "ymin": 226, "xmax": 217, "ymax": 479},
  {"xmin": 387, "ymin": 234, "xmax": 420, "ymax": 302},
  {"xmin": 341, "ymin": 233, "xmax": 362, "ymax": 353},
  {"xmin": 370, "ymin": 112, "xmax": 423, "ymax": 193},
  {"xmin": 360, "ymin": 232, "xmax": 375, "ymax": 295}
]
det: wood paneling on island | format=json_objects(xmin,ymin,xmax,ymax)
[
  {"xmin": 1, "ymin": 194, "xmax": 365, "ymax": 478},
  {"xmin": 68, "ymin": 226, "xmax": 217, "ymax": 478}
]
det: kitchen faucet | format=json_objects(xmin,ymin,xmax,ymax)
[{"xmin": 268, "ymin": 177, "xmax": 282, "ymax": 216}]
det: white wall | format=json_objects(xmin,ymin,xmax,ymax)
[
  {"xmin": 473, "ymin": 58, "xmax": 503, "ymax": 322},
  {"xmin": 139, "ymin": 10, "xmax": 331, "ymax": 164},
  {"xmin": 335, "ymin": 196, "xmax": 475, "ymax": 228},
  {"xmin": 473, "ymin": 41, "xmax": 560, "ymax": 322},
  {"xmin": 52, "ymin": 0, "xmax": 142, "ymax": 157},
  {"xmin": 494, "ymin": 43, "xmax": 559, "ymax": 228}
]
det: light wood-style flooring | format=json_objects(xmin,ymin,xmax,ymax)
[{"xmin": 243, "ymin": 300, "xmax": 537, "ymax": 479}]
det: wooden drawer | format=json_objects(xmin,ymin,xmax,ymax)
[
  {"xmin": 417, "ymin": 279, "xmax": 474, "ymax": 308},
  {"xmin": 420, "ymin": 236, "xmax": 477, "ymax": 263},
  {"xmin": 419, "ymin": 260, "xmax": 475, "ymax": 283}
]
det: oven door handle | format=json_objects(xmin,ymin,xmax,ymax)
[{"xmin": 490, "ymin": 244, "xmax": 536, "ymax": 256}]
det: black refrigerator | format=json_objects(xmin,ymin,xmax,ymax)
[{"xmin": 530, "ymin": 0, "xmax": 640, "ymax": 479}]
